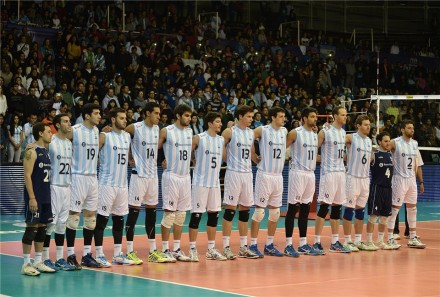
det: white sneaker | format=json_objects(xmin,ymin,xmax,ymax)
[
  {"xmin": 393, "ymin": 233, "xmax": 401, "ymax": 240},
  {"xmin": 357, "ymin": 241, "xmax": 379, "ymax": 251},
  {"xmin": 376, "ymin": 240, "xmax": 394, "ymax": 250},
  {"xmin": 171, "ymin": 249, "xmax": 191, "ymax": 262},
  {"xmin": 222, "ymin": 246, "xmax": 237, "ymax": 260},
  {"xmin": 163, "ymin": 249, "xmax": 177, "ymax": 263},
  {"xmin": 33, "ymin": 261, "xmax": 56, "ymax": 273},
  {"xmin": 387, "ymin": 238, "xmax": 402, "ymax": 250},
  {"xmin": 343, "ymin": 241, "xmax": 359, "ymax": 252},
  {"xmin": 189, "ymin": 248, "xmax": 199, "ymax": 262},
  {"xmin": 112, "ymin": 252, "xmax": 135, "ymax": 265},
  {"xmin": 96, "ymin": 255, "xmax": 112, "ymax": 267},
  {"xmin": 21, "ymin": 263, "xmax": 40, "ymax": 276},
  {"xmin": 206, "ymin": 248, "xmax": 227, "ymax": 261},
  {"xmin": 407, "ymin": 237, "xmax": 426, "ymax": 249}
]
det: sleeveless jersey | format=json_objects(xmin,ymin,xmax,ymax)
[
  {"xmin": 131, "ymin": 121, "xmax": 159, "ymax": 178},
  {"xmin": 320, "ymin": 125, "xmax": 346, "ymax": 174},
  {"xmin": 257, "ymin": 124, "xmax": 287, "ymax": 174},
  {"xmin": 99, "ymin": 131, "xmax": 131, "ymax": 188},
  {"xmin": 290, "ymin": 126, "xmax": 318, "ymax": 171},
  {"xmin": 392, "ymin": 136, "xmax": 418, "ymax": 178},
  {"xmin": 49, "ymin": 134, "xmax": 72, "ymax": 186},
  {"xmin": 226, "ymin": 126, "xmax": 254, "ymax": 172},
  {"xmin": 192, "ymin": 132, "xmax": 224, "ymax": 187},
  {"xmin": 371, "ymin": 150, "xmax": 393, "ymax": 187},
  {"xmin": 24, "ymin": 146, "xmax": 51, "ymax": 203},
  {"xmin": 163, "ymin": 124, "xmax": 193, "ymax": 176},
  {"xmin": 346, "ymin": 132, "xmax": 372, "ymax": 178},
  {"xmin": 72, "ymin": 124, "xmax": 99, "ymax": 175}
]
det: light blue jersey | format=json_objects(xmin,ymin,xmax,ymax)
[
  {"xmin": 392, "ymin": 136, "xmax": 418, "ymax": 178},
  {"xmin": 257, "ymin": 124, "xmax": 287, "ymax": 175},
  {"xmin": 131, "ymin": 121, "xmax": 159, "ymax": 178},
  {"xmin": 192, "ymin": 132, "xmax": 224, "ymax": 187},
  {"xmin": 49, "ymin": 134, "xmax": 72, "ymax": 186},
  {"xmin": 226, "ymin": 126, "xmax": 254, "ymax": 172},
  {"xmin": 320, "ymin": 125, "xmax": 346, "ymax": 175},
  {"xmin": 163, "ymin": 124, "xmax": 193, "ymax": 176},
  {"xmin": 72, "ymin": 124, "xmax": 99, "ymax": 175},
  {"xmin": 290, "ymin": 126, "xmax": 318, "ymax": 171},
  {"xmin": 347, "ymin": 132, "xmax": 372, "ymax": 178},
  {"xmin": 98, "ymin": 131, "xmax": 131, "ymax": 188}
]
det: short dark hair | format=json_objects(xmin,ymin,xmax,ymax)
[
  {"xmin": 332, "ymin": 106, "xmax": 346, "ymax": 117},
  {"xmin": 269, "ymin": 106, "xmax": 285, "ymax": 119},
  {"xmin": 234, "ymin": 105, "xmax": 253, "ymax": 120},
  {"xmin": 400, "ymin": 119, "xmax": 414, "ymax": 129},
  {"xmin": 376, "ymin": 131, "xmax": 390, "ymax": 143},
  {"xmin": 32, "ymin": 122, "xmax": 50, "ymax": 140},
  {"xmin": 355, "ymin": 114, "xmax": 370, "ymax": 126},
  {"xmin": 174, "ymin": 104, "xmax": 192, "ymax": 118},
  {"xmin": 205, "ymin": 112, "xmax": 222, "ymax": 124},
  {"xmin": 301, "ymin": 107, "xmax": 318, "ymax": 123},
  {"xmin": 53, "ymin": 113, "xmax": 69, "ymax": 131},
  {"xmin": 142, "ymin": 101, "xmax": 160, "ymax": 117},
  {"xmin": 82, "ymin": 103, "xmax": 100, "ymax": 119},
  {"xmin": 109, "ymin": 107, "xmax": 126, "ymax": 120}
]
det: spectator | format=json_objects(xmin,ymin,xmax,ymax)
[
  {"xmin": 0, "ymin": 114, "xmax": 7, "ymax": 164},
  {"xmin": 7, "ymin": 115, "xmax": 24, "ymax": 163},
  {"xmin": 102, "ymin": 87, "xmax": 119, "ymax": 110},
  {"xmin": 0, "ymin": 86, "xmax": 7, "ymax": 116}
]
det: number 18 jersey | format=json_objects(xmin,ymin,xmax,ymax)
[
  {"xmin": 49, "ymin": 134, "xmax": 72, "ymax": 186},
  {"xmin": 72, "ymin": 124, "xmax": 99, "ymax": 175},
  {"xmin": 163, "ymin": 125, "xmax": 193, "ymax": 176}
]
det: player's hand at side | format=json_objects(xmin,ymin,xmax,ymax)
[
  {"xmin": 29, "ymin": 198, "xmax": 38, "ymax": 213},
  {"xmin": 419, "ymin": 183, "xmax": 424, "ymax": 194},
  {"xmin": 162, "ymin": 159, "xmax": 167, "ymax": 169},
  {"xmin": 128, "ymin": 159, "xmax": 135, "ymax": 167}
]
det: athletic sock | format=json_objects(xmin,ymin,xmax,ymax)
[
  {"xmin": 162, "ymin": 241, "xmax": 169, "ymax": 251},
  {"xmin": 344, "ymin": 235, "xmax": 352, "ymax": 243},
  {"xmin": 223, "ymin": 236, "xmax": 230, "ymax": 248},
  {"xmin": 378, "ymin": 232, "xmax": 384, "ymax": 242},
  {"xmin": 126, "ymin": 241, "xmax": 134, "ymax": 253},
  {"xmin": 331, "ymin": 234, "xmax": 339, "ymax": 244},
  {"xmin": 96, "ymin": 246, "xmax": 103, "ymax": 257},
  {"xmin": 208, "ymin": 240, "xmax": 215, "ymax": 250},
  {"xmin": 299, "ymin": 237, "xmax": 307, "ymax": 247},
  {"xmin": 23, "ymin": 254, "xmax": 31, "ymax": 264},
  {"xmin": 250, "ymin": 238, "xmax": 257, "ymax": 246},
  {"xmin": 34, "ymin": 252, "xmax": 42, "ymax": 264},
  {"xmin": 266, "ymin": 236, "xmax": 274, "ymax": 246},
  {"xmin": 286, "ymin": 237, "xmax": 292, "ymax": 246},
  {"xmin": 114, "ymin": 244, "xmax": 122, "ymax": 257},
  {"xmin": 83, "ymin": 245, "xmax": 91, "ymax": 256},
  {"xmin": 67, "ymin": 247, "xmax": 75, "ymax": 256},
  {"xmin": 314, "ymin": 235, "xmax": 321, "ymax": 244},
  {"xmin": 56, "ymin": 246, "xmax": 64, "ymax": 260},
  {"xmin": 42, "ymin": 247, "xmax": 50, "ymax": 261},
  {"xmin": 173, "ymin": 240, "xmax": 181, "ymax": 251},
  {"xmin": 354, "ymin": 234, "xmax": 362, "ymax": 244},
  {"xmin": 239, "ymin": 236, "xmax": 247, "ymax": 247},
  {"xmin": 148, "ymin": 239, "xmax": 157, "ymax": 252},
  {"xmin": 367, "ymin": 233, "xmax": 373, "ymax": 242},
  {"xmin": 189, "ymin": 241, "xmax": 196, "ymax": 249},
  {"xmin": 387, "ymin": 232, "xmax": 394, "ymax": 241},
  {"xmin": 409, "ymin": 231, "xmax": 416, "ymax": 239}
]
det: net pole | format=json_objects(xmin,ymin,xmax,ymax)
[{"xmin": 375, "ymin": 50, "xmax": 380, "ymax": 136}]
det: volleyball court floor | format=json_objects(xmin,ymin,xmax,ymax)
[{"xmin": 1, "ymin": 202, "xmax": 439, "ymax": 297}]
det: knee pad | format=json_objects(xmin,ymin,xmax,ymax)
[
  {"xmin": 45, "ymin": 223, "xmax": 56, "ymax": 235},
  {"xmin": 343, "ymin": 208, "xmax": 354, "ymax": 221},
  {"xmin": 112, "ymin": 215, "xmax": 124, "ymax": 231},
  {"xmin": 35, "ymin": 226, "xmax": 47, "ymax": 242},
  {"xmin": 268, "ymin": 208, "xmax": 280, "ymax": 222},
  {"xmin": 161, "ymin": 212, "xmax": 176, "ymax": 229},
  {"xmin": 174, "ymin": 211, "xmax": 186, "ymax": 227},
  {"xmin": 368, "ymin": 215, "xmax": 378, "ymax": 225},
  {"xmin": 83, "ymin": 216, "xmax": 97, "ymax": 230},
  {"xmin": 55, "ymin": 221, "xmax": 67, "ymax": 235},
  {"xmin": 22, "ymin": 227, "xmax": 37, "ymax": 245},
  {"xmin": 330, "ymin": 205, "xmax": 342, "ymax": 220},
  {"xmin": 207, "ymin": 212, "xmax": 219, "ymax": 227},
  {"xmin": 407, "ymin": 207, "xmax": 417, "ymax": 228},
  {"xmin": 238, "ymin": 210, "xmax": 249, "ymax": 222},
  {"xmin": 223, "ymin": 209, "xmax": 235, "ymax": 222},
  {"xmin": 66, "ymin": 214, "xmax": 80, "ymax": 230},
  {"xmin": 96, "ymin": 214, "xmax": 109, "ymax": 230},
  {"xmin": 355, "ymin": 208, "xmax": 365, "ymax": 220},
  {"xmin": 379, "ymin": 216, "xmax": 389, "ymax": 225},
  {"xmin": 252, "ymin": 208, "xmax": 265, "ymax": 223},
  {"xmin": 125, "ymin": 208, "xmax": 140, "ymax": 230},
  {"xmin": 317, "ymin": 204, "xmax": 329, "ymax": 219},
  {"xmin": 145, "ymin": 208, "xmax": 156, "ymax": 227},
  {"xmin": 189, "ymin": 213, "xmax": 202, "ymax": 229},
  {"xmin": 299, "ymin": 203, "xmax": 311, "ymax": 220},
  {"xmin": 387, "ymin": 207, "xmax": 400, "ymax": 229}
]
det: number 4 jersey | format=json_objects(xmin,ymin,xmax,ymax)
[
  {"xmin": 371, "ymin": 150, "xmax": 393, "ymax": 187},
  {"xmin": 72, "ymin": 124, "xmax": 100, "ymax": 175},
  {"xmin": 49, "ymin": 134, "xmax": 72, "ymax": 186}
]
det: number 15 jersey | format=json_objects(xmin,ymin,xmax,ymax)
[{"xmin": 72, "ymin": 124, "xmax": 99, "ymax": 175}]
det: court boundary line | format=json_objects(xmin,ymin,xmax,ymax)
[{"xmin": 0, "ymin": 253, "xmax": 250, "ymax": 297}]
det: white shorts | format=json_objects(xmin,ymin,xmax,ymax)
[
  {"xmin": 254, "ymin": 170, "xmax": 283, "ymax": 208},
  {"xmin": 71, "ymin": 174, "xmax": 98, "ymax": 212},
  {"xmin": 162, "ymin": 172, "xmax": 191, "ymax": 211},
  {"xmin": 128, "ymin": 174, "xmax": 158, "ymax": 207},
  {"xmin": 50, "ymin": 185, "xmax": 71, "ymax": 225},
  {"xmin": 287, "ymin": 170, "xmax": 315, "ymax": 205},
  {"xmin": 344, "ymin": 175, "xmax": 370, "ymax": 208},
  {"xmin": 223, "ymin": 170, "xmax": 254, "ymax": 207},
  {"xmin": 392, "ymin": 175, "xmax": 417, "ymax": 206},
  {"xmin": 191, "ymin": 186, "xmax": 221, "ymax": 213},
  {"xmin": 318, "ymin": 171, "xmax": 346, "ymax": 205},
  {"xmin": 97, "ymin": 184, "xmax": 129, "ymax": 217}
]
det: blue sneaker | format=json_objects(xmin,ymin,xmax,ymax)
[
  {"xmin": 81, "ymin": 253, "xmax": 102, "ymax": 268},
  {"xmin": 283, "ymin": 244, "xmax": 300, "ymax": 257},
  {"xmin": 329, "ymin": 241, "xmax": 351, "ymax": 253},
  {"xmin": 298, "ymin": 243, "xmax": 321, "ymax": 256},
  {"xmin": 264, "ymin": 243, "xmax": 283, "ymax": 257},
  {"xmin": 249, "ymin": 244, "xmax": 264, "ymax": 258},
  {"xmin": 55, "ymin": 258, "xmax": 76, "ymax": 271},
  {"xmin": 43, "ymin": 259, "xmax": 60, "ymax": 271},
  {"xmin": 313, "ymin": 242, "xmax": 326, "ymax": 255}
]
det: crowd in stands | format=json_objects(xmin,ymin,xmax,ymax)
[{"xmin": 1, "ymin": 1, "xmax": 439, "ymax": 164}]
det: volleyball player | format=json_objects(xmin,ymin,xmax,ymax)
[
  {"xmin": 250, "ymin": 107, "xmax": 288, "ymax": 257},
  {"xmin": 41, "ymin": 114, "xmax": 76, "ymax": 271},
  {"xmin": 188, "ymin": 112, "xmax": 227, "ymax": 261},
  {"xmin": 284, "ymin": 107, "xmax": 320, "ymax": 257},
  {"xmin": 158, "ymin": 104, "xmax": 193, "ymax": 262},
  {"xmin": 386, "ymin": 120, "xmax": 426, "ymax": 248},
  {"xmin": 314, "ymin": 106, "xmax": 350, "ymax": 254},
  {"xmin": 221, "ymin": 105, "xmax": 259, "ymax": 260},
  {"xmin": 365, "ymin": 131, "xmax": 400, "ymax": 250},
  {"xmin": 94, "ymin": 108, "xmax": 135, "ymax": 267},
  {"xmin": 66, "ymin": 103, "xmax": 102, "ymax": 269},
  {"xmin": 124, "ymin": 102, "xmax": 171, "ymax": 264},
  {"xmin": 342, "ymin": 114, "xmax": 376, "ymax": 252},
  {"xmin": 21, "ymin": 123, "xmax": 56, "ymax": 276}
]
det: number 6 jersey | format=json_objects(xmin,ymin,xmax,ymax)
[
  {"xmin": 72, "ymin": 124, "xmax": 100, "ymax": 175},
  {"xmin": 49, "ymin": 134, "xmax": 72, "ymax": 186},
  {"xmin": 346, "ymin": 132, "xmax": 372, "ymax": 178}
]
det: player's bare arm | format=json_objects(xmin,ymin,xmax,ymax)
[
  {"xmin": 124, "ymin": 123, "xmax": 135, "ymax": 137},
  {"xmin": 285, "ymin": 129, "xmax": 297, "ymax": 148},
  {"xmin": 317, "ymin": 129, "xmax": 325, "ymax": 148},
  {"xmin": 221, "ymin": 128, "xmax": 232, "ymax": 162},
  {"xmin": 158, "ymin": 127, "xmax": 167, "ymax": 149},
  {"xmin": 98, "ymin": 132, "xmax": 106, "ymax": 150},
  {"xmin": 23, "ymin": 149, "xmax": 38, "ymax": 212}
]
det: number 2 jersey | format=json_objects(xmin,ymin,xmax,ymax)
[
  {"xmin": 98, "ymin": 131, "xmax": 131, "ymax": 187},
  {"xmin": 346, "ymin": 132, "xmax": 372, "ymax": 178},
  {"xmin": 72, "ymin": 124, "xmax": 99, "ymax": 175},
  {"xmin": 163, "ymin": 124, "xmax": 193, "ymax": 176},
  {"xmin": 392, "ymin": 136, "xmax": 418, "ymax": 178},
  {"xmin": 24, "ymin": 146, "xmax": 51, "ymax": 203},
  {"xmin": 370, "ymin": 150, "xmax": 393, "ymax": 187},
  {"xmin": 257, "ymin": 124, "xmax": 287, "ymax": 175},
  {"xmin": 49, "ymin": 134, "xmax": 72, "ymax": 186}
]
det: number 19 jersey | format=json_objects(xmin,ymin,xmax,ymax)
[
  {"xmin": 49, "ymin": 134, "xmax": 72, "ymax": 186},
  {"xmin": 226, "ymin": 126, "xmax": 254, "ymax": 173},
  {"xmin": 257, "ymin": 124, "xmax": 287, "ymax": 175},
  {"xmin": 346, "ymin": 132, "xmax": 372, "ymax": 178},
  {"xmin": 131, "ymin": 121, "xmax": 159, "ymax": 178},
  {"xmin": 163, "ymin": 125, "xmax": 193, "ymax": 176},
  {"xmin": 192, "ymin": 132, "xmax": 224, "ymax": 187},
  {"xmin": 72, "ymin": 124, "xmax": 99, "ymax": 175}
]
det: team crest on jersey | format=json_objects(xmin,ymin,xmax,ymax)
[
  {"xmin": 334, "ymin": 141, "xmax": 338, "ymax": 145},
  {"xmin": 205, "ymin": 150, "xmax": 210, "ymax": 155},
  {"xmin": 142, "ymin": 141, "xmax": 146, "ymax": 146},
  {"xmin": 303, "ymin": 144, "xmax": 307, "ymax": 147},
  {"xmin": 237, "ymin": 143, "xmax": 241, "ymax": 147},
  {"xmin": 379, "ymin": 163, "xmax": 383, "ymax": 167},
  {"xmin": 357, "ymin": 148, "xmax": 361, "ymax": 152},
  {"xmin": 57, "ymin": 155, "xmax": 61, "ymax": 160},
  {"xmin": 113, "ymin": 146, "xmax": 117, "ymax": 150},
  {"xmin": 39, "ymin": 162, "xmax": 43, "ymax": 168},
  {"xmin": 175, "ymin": 143, "xmax": 179, "ymax": 147},
  {"xmin": 269, "ymin": 141, "xmax": 273, "ymax": 146},
  {"xmin": 402, "ymin": 153, "xmax": 405, "ymax": 157},
  {"xmin": 82, "ymin": 142, "xmax": 86, "ymax": 147}
]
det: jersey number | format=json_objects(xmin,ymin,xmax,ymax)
[
  {"xmin": 362, "ymin": 154, "xmax": 367, "ymax": 164},
  {"xmin": 211, "ymin": 157, "xmax": 217, "ymax": 169},
  {"xmin": 43, "ymin": 169, "xmax": 50, "ymax": 182},
  {"xmin": 308, "ymin": 150, "xmax": 314, "ymax": 160},
  {"xmin": 179, "ymin": 150, "xmax": 188, "ymax": 161},
  {"xmin": 59, "ymin": 163, "xmax": 71, "ymax": 175},
  {"xmin": 241, "ymin": 148, "xmax": 250, "ymax": 159},
  {"xmin": 385, "ymin": 168, "xmax": 391, "ymax": 179},
  {"xmin": 87, "ymin": 148, "xmax": 96, "ymax": 160},
  {"xmin": 117, "ymin": 153, "xmax": 126, "ymax": 165},
  {"xmin": 146, "ymin": 148, "xmax": 155, "ymax": 159},
  {"xmin": 273, "ymin": 148, "xmax": 281, "ymax": 159},
  {"xmin": 338, "ymin": 149, "xmax": 344, "ymax": 159},
  {"xmin": 407, "ymin": 157, "xmax": 413, "ymax": 170}
]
